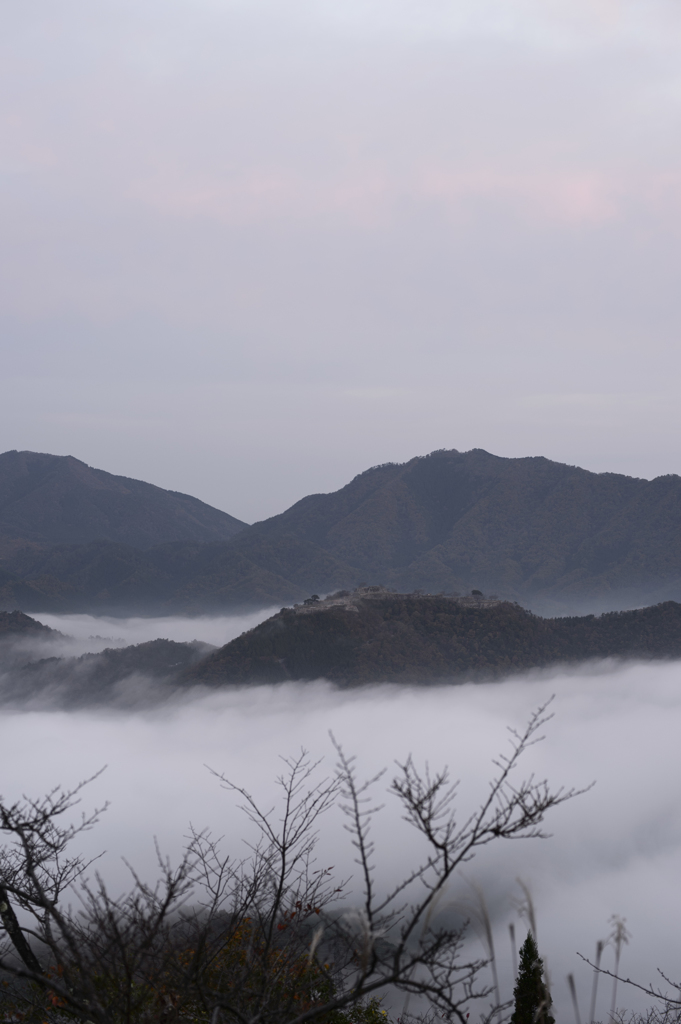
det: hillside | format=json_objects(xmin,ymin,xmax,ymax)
[
  {"xmin": 2, "ymin": 448, "xmax": 681, "ymax": 614},
  {"xmin": 3, "ymin": 596, "xmax": 680, "ymax": 699},
  {"xmin": 0, "ymin": 609, "xmax": 58, "ymax": 638},
  {"xmin": 0, "ymin": 611, "xmax": 215, "ymax": 706},
  {"xmin": 224, "ymin": 448, "xmax": 681, "ymax": 614},
  {"xmin": 0, "ymin": 539, "xmax": 302, "ymax": 614},
  {"xmin": 187, "ymin": 588, "xmax": 681, "ymax": 685},
  {"xmin": 0, "ymin": 450, "xmax": 247, "ymax": 553}
]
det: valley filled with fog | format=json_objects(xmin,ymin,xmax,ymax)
[
  {"xmin": 4, "ymin": 1, "xmax": 681, "ymax": 1019},
  {"xmin": 33, "ymin": 609, "xmax": 280, "ymax": 656},
  {"xmin": 1, "ymin": 612, "xmax": 680, "ymax": 1022}
]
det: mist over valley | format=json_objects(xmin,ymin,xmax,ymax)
[
  {"xmin": 4, "ymin": 4, "xmax": 681, "ymax": 1018},
  {"xmin": 1, "ymin": 448, "xmax": 681, "ymax": 1023},
  {"xmin": 0, "ymin": 645, "xmax": 679, "ymax": 1022}
]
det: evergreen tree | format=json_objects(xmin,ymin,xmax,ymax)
[{"xmin": 510, "ymin": 931, "xmax": 555, "ymax": 1024}]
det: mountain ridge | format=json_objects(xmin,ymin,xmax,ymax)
[
  {"xmin": 186, "ymin": 587, "xmax": 681, "ymax": 685},
  {"xmin": 4, "ymin": 596, "xmax": 680, "ymax": 702},
  {"xmin": 0, "ymin": 450, "xmax": 248, "ymax": 553},
  {"xmin": 2, "ymin": 447, "xmax": 681, "ymax": 615}
]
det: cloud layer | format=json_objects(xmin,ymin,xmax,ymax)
[{"xmin": 1, "ymin": 612, "xmax": 680, "ymax": 1020}]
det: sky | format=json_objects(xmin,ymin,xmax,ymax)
[
  {"xmin": 3, "ymin": 0, "xmax": 681, "ymax": 522},
  {"xmin": 2, "ymin": 618, "xmax": 681, "ymax": 1021}
]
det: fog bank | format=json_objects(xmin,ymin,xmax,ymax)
[
  {"xmin": 0, "ymin": 642, "xmax": 680, "ymax": 1019},
  {"xmin": 32, "ymin": 608, "xmax": 277, "ymax": 656}
]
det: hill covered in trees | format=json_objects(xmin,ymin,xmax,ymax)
[
  {"xmin": 187, "ymin": 587, "xmax": 681, "ymax": 685},
  {"xmin": 2, "ymin": 448, "xmax": 681, "ymax": 615},
  {"xmin": 219, "ymin": 448, "xmax": 681, "ymax": 615},
  {"xmin": 0, "ymin": 609, "xmax": 58, "ymax": 638},
  {"xmin": 0, "ymin": 450, "xmax": 247, "ymax": 555},
  {"xmin": 3, "ymin": 594, "xmax": 681, "ymax": 699},
  {"xmin": 0, "ymin": 611, "xmax": 215, "ymax": 706},
  {"xmin": 9, "ymin": 638, "xmax": 215, "ymax": 706}
]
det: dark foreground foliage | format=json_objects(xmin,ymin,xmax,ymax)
[
  {"xmin": 0, "ymin": 706, "xmax": 581, "ymax": 1024},
  {"xmin": 510, "ymin": 933, "xmax": 553, "ymax": 1024}
]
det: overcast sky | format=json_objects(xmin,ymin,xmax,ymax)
[{"xmin": 3, "ymin": 0, "xmax": 681, "ymax": 522}]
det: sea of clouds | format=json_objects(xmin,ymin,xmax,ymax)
[
  {"xmin": 33, "ymin": 609, "xmax": 281, "ymax": 655},
  {"xmin": 2, "ymin": 612, "xmax": 681, "ymax": 1021}
]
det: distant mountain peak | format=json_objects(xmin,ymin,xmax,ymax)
[
  {"xmin": 2, "ymin": 447, "xmax": 681, "ymax": 617},
  {"xmin": 0, "ymin": 450, "xmax": 248, "ymax": 552}
]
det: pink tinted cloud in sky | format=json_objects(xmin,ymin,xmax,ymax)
[{"xmin": 2, "ymin": 0, "xmax": 681, "ymax": 520}]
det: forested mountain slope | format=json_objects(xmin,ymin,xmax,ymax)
[
  {"xmin": 0, "ymin": 612, "xmax": 215, "ymax": 706},
  {"xmin": 6, "ymin": 596, "xmax": 678, "ymax": 701},
  {"xmin": 227, "ymin": 448, "xmax": 681, "ymax": 611},
  {"xmin": 0, "ymin": 609, "xmax": 58, "ymax": 638},
  {"xmin": 188, "ymin": 589, "xmax": 681, "ymax": 685},
  {"xmin": 2, "ymin": 448, "xmax": 681, "ymax": 615},
  {"xmin": 0, "ymin": 450, "xmax": 247, "ymax": 553}
]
